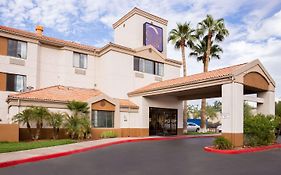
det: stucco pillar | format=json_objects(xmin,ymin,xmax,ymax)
[
  {"xmin": 257, "ymin": 91, "xmax": 275, "ymax": 115},
  {"xmin": 221, "ymin": 83, "xmax": 244, "ymax": 147}
]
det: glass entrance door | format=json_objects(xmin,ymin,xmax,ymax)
[{"xmin": 149, "ymin": 107, "xmax": 177, "ymax": 136}]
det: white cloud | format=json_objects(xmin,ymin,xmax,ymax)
[{"xmin": 0, "ymin": 0, "xmax": 281, "ymax": 96}]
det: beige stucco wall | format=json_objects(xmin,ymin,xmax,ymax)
[
  {"xmin": 0, "ymin": 124, "xmax": 19, "ymax": 142},
  {"xmin": 38, "ymin": 45, "xmax": 96, "ymax": 89},
  {"xmin": 96, "ymin": 50, "xmax": 180, "ymax": 99},
  {"xmin": 114, "ymin": 14, "xmax": 167, "ymax": 56}
]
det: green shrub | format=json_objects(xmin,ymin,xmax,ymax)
[
  {"xmin": 213, "ymin": 136, "xmax": 233, "ymax": 150},
  {"xmin": 244, "ymin": 114, "xmax": 280, "ymax": 146},
  {"xmin": 100, "ymin": 131, "xmax": 118, "ymax": 139}
]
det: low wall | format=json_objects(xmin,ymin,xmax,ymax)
[
  {"xmin": 91, "ymin": 128, "xmax": 149, "ymax": 139},
  {"xmin": 19, "ymin": 128, "xmax": 69, "ymax": 141},
  {"xmin": 0, "ymin": 124, "xmax": 19, "ymax": 142}
]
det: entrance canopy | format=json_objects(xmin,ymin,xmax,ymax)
[
  {"xmin": 128, "ymin": 59, "xmax": 275, "ymax": 100},
  {"xmin": 129, "ymin": 59, "xmax": 275, "ymax": 147}
]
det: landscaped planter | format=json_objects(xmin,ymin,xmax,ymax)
[{"xmin": 204, "ymin": 143, "xmax": 281, "ymax": 154}]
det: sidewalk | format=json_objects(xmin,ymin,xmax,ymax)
[{"xmin": 0, "ymin": 134, "xmax": 219, "ymax": 168}]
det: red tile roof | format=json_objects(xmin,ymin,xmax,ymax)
[
  {"xmin": 128, "ymin": 63, "xmax": 246, "ymax": 96},
  {"xmin": 7, "ymin": 85, "xmax": 139, "ymax": 109},
  {"xmin": 0, "ymin": 25, "xmax": 97, "ymax": 52}
]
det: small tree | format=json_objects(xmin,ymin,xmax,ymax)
[
  {"xmin": 47, "ymin": 112, "xmax": 65, "ymax": 139},
  {"xmin": 65, "ymin": 101, "xmax": 91, "ymax": 139},
  {"xmin": 32, "ymin": 107, "xmax": 50, "ymax": 140},
  {"xmin": 13, "ymin": 108, "xmax": 34, "ymax": 139}
]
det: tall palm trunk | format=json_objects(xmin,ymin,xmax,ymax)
[
  {"xmin": 200, "ymin": 33, "xmax": 212, "ymax": 132},
  {"xmin": 181, "ymin": 44, "xmax": 188, "ymax": 133}
]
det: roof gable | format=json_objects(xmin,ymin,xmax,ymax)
[{"xmin": 112, "ymin": 7, "xmax": 168, "ymax": 29}]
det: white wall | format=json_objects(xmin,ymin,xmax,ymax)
[
  {"xmin": 96, "ymin": 51, "xmax": 179, "ymax": 99},
  {"xmin": 38, "ymin": 46, "xmax": 96, "ymax": 89},
  {"xmin": 114, "ymin": 14, "xmax": 167, "ymax": 56}
]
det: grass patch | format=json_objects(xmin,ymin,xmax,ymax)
[
  {"xmin": 184, "ymin": 131, "xmax": 216, "ymax": 135},
  {"xmin": 0, "ymin": 139, "xmax": 76, "ymax": 153}
]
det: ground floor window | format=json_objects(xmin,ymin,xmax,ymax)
[{"xmin": 92, "ymin": 110, "xmax": 114, "ymax": 128}]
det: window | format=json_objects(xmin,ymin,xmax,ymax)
[
  {"xmin": 73, "ymin": 52, "xmax": 87, "ymax": 69},
  {"xmin": 144, "ymin": 59, "xmax": 154, "ymax": 74},
  {"xmin": 92, "ymin": 110, "xmax": 114, "ymax": 128},
  {"xmin": 8, "ymin": 39, "xmax": 27, "ymax": 59},
  {"xmin": 134, "ymin": 56, "xmax": 164, "ymax": 76},
  {"xmin": 155, "ymin": 62, "xmax": 164, "ymax": 76},
  {"xmin": 0, "ymin": 73, "xmax": 26, "ymax": 92}
]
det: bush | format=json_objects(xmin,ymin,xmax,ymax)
[
  {"xmin": 100, "ymin": 131, "xmax": 118, "ymax": 139},
  {"xmin": 213, "ymin": 136, "xmax": 233, "ymax": 150},
  {"xmin": 244, "ymin": 114, "xmax": 280, "ymax": 146},
  {"xmin": 64, "ymin": 115, "xmax": 91, "ymax": 140}
]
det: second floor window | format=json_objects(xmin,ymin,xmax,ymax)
[
  {"xmin": 8, "ymin": 39, "xmax": 27, "ymax": 59},
  {"xmin": 73, "ymin": 52, "xmax": 87, "ymax": 69},
  {"xmin": 134, "ymin": 57, "xmax": 164, "ymax": 76},
  {"xmin": 0, "ymin": 72, "xmax": 26, "ymax": 92}
]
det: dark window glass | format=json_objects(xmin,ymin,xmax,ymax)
[
  {"xmin": 134, "ymin": 57, "xmax": 139, "ymax": 71},
  {"xmin": 7, "ymin": 39, "xmax": 27, "ymax": 59},
  {"xmin": 6, "ymin": 74, "xmax": 26, "ymax": 92},
  {"xmin": 133, "ymin": 56, "xmax": 164, "ymax": 76},
  {"xmin": 8, "ymin": 40, "xmax": 17, "ymax": 57},
  {"xmin": 92, "ymin": 110, "xmax": 114, "ymax": 128}
]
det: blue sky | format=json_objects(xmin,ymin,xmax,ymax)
[{"xmin": 1, "ymin": 0, "xmax": 281, "ymax": 100}]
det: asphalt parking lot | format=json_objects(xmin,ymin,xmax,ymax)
[{"xmin": 0, "ymin": 137, "xmax": 281, "ymax": 175}]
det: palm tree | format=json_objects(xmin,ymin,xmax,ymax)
[
  {"xmin": 47, "ymin": 112, "xmax": 65, "ymax": 139},
  {"xmin": 190, "ymin": 35, "xmax": 223, "ymax": 131},
  {"xmin": 13, "ymin": 108, "xmax": 34, "ymax": 139},
  {"xmin": 65, "ymin": 101, "xmax": 91, "ymax": 139},
  {"xmin": 195, "ymin": 15, "xmax": 229, "ymax": 131},
  {"xmin": 168, "ymin": 22, "xmax": 195, "ymax": 133},
  {"xmin": 197, "ymin": 15, "xmax": 229, "ymax": 72},
  {"xmin": 67, "ymin": 100, "xmax": 89, "ymax": 116},
  {"xmin": 32, "ymin": 106, "xmax": 50, "ymax": 140}
]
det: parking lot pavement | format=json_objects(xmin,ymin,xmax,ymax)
[{"xmin": 0, "ymin": 137, "xmax": 281, "ymax": 175}]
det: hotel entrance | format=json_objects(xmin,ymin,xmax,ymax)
[{"xmin": 149, "ymin": 107, "xmax": 177, "ymax": 136}]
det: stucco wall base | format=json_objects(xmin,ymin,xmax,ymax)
[
  {"xmin": 0, "ymin": 124, "xmax": 19, "ymax": 142},
  {"xmin": 177, "ymin": 128, "xmax": 183, "ymax": 135},
  {"xmin": 91, "ymin": 128, "xmax": 149, "ymax": 139},
  {"xmin": 19, "ymin": 128, "xmax": 68, "ymax": 141},
  {"xmin": 222, "ymin": 133, "xmax": 243, "ymax": 147}
]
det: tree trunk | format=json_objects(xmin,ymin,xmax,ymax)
[
  {"xmin": 181, "ymin": 44, "xmax": 188, "ymax": 133},
  {"xmin": 35, "ymin": 122, "xmax": 42, "ymax": 140},
  {"xmin": 26, "ymin": 122, "xmax": 33, "ymax": 140},
  {"xmin": 200, "ymin": 99, "xmax": 207, "ymax": 132},
  {"xmin": 200, "ymin": 34, "xmax": 211, "ymax": 132}
]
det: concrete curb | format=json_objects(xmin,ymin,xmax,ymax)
[
  {"xmin": 204, "ymin": 143, "xmax": 281, "ymax": 154},
  {"xmin": 0, "ymin": 135, "xmax": 217, "ymax": 168}
]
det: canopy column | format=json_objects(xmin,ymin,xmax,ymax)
[
  {"xmin": 221, "ymin": 83, "xmax": 244, "ymax": 147},
  {"xmin": 257, "ymin": 91, "xmax": 275, "ymax": 115}
]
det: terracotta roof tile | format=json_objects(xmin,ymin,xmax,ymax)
[
  {"xmin": 0, "ymin": 25, "xmax": 97, "ymax": 52},
  {"xmin": 8, "ymin": 85, "xmax": 139, "ymax": 109},
  {"xmin": 117, "ymin": 99, "xmax": 139, "ymax": 109},
  {"xmin": 129, "ymin": 63, "xmax": 247, "ymax": 95},
  {"xmin": 8, "ymin": 85, "xmax": 102, "ymax": 102}
]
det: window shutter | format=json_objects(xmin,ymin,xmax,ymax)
[
  {"xmin": 0, "ymin": 73, "xmax": 7, "ymax": 91},
  {"xmin": 0, "ymin": 37, "xmax": 8, "ymax": 56}
]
